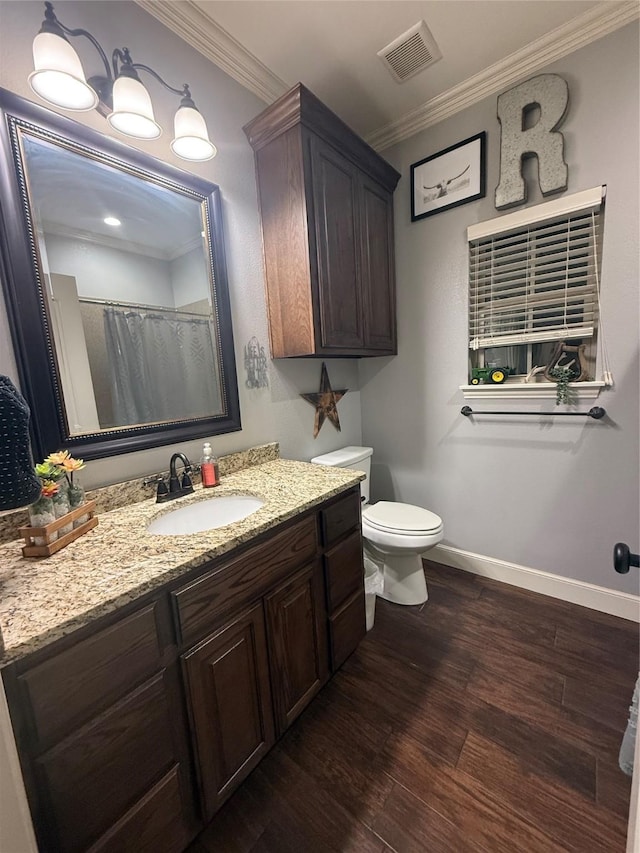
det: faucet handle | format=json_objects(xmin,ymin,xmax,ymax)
[
  {"xmin": 143, "ymin": 474, "xmax": 165, "ymax": 487},
  {"xmin": 157, "ymin": 478, "xmax": 170, "ymax": 500}
]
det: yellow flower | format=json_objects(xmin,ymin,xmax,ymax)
[
  {"xmin": 45, "ymin": 450, "xmax": 71, "ymax": 466},
  {"xmin": 60, "ymin": 456, "xmax": 85, "ymax": 473}
]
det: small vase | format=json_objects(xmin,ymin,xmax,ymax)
[
  {"xmin": 29, "ymin": 496, "xmax": 56, "ymax": 546},
  {"xmin": 68, "ymin": 479, "xmax": 87, "ymax": 528},
  {"xmin": 54, "ymin": 476, "xmax": 69, "ymax": 497},
  {"xmin": 52, "ymin": 490, "xmax": 72, "ymax": 536}
]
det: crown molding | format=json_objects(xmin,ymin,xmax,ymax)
[
  {"xmin": 42, "ymin": 222, "xmax": 201, "ymax": 262},
  {"xmin": 134, "ymin": 0, "xmax": 289, "ymax": 104},
  {"xmin": 43, "ymin": 221, "xmax": 174, "ymax": 261},
  {"xmin": 366, "ymin": 0, "xmax": 640, "ymax": 152},
  {"xmin": 135, "ymin": 0, "xmax": 638, "ymax": 150}
]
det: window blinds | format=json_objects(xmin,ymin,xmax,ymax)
[{"xmin": 468, "ymin": 187, "xmax": 605, "ymax": 351}]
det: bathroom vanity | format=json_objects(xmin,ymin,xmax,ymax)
[{"xmin": 0, "ymin": 454, "xmax": 366, "ymax": 852}]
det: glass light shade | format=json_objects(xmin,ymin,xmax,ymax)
[
  {"xmin": 29, "ymin": 31, "xmax": 98, "ymax": 111},
  {"xmin": 107, "ymin": 75, "xmax": 161, "ymax": 140},
  {"xmin": 171, "ymin": 105, "xmax": 216, "ymax": 161}
]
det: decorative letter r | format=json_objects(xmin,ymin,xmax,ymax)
[{"xmin": 495, "ymin": 73, "xmax": 569, "ymax": 210}]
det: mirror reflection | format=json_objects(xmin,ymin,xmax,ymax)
[{"xmin": 21, "ymin": 132, "xmax": 224, "ymax": 436}]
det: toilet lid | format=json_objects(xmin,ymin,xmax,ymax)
[{"xmin": 363, "ymin": 501, "xmax": 442, "ymax": 535}]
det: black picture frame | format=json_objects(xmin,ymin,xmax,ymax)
[
  {"xmin": 410, "ymin": 131, "xmax": 486, "ymax": 221},
  {"xmin": 0, "ymin": 87, "xmax": 241, "ymax": 461}
]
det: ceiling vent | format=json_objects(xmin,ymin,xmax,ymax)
[{"xmin": 378, "ymin": 20, "xmax": 442, "ymax": 83}]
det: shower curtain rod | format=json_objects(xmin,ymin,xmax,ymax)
[
  {"xmin": 77, "ymin": 296, "xmax": 210, "ymax": 318},
  {"xmin": 461, "ymin": 406, "xmax": 606, "ymax": 419}
]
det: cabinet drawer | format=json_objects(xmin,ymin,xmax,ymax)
[
  {"xmin": 36, "ymin": 672, "xmax": 176, "ymax": 853},
  {"xmin": 17, "ymin": 603, "xmax": 162, "ymax": 747},
  {"xmin": 324, "ymin": 530, "xmax": 363, "ymax": 612},
  {"xmin": 329, "ymin": 587, "xmax": 366, "ymax": 671},
  {"xmin": 320, "ymin": 489, "xmax": 361, "ymax": 547},
  {"xmin": 87, "ymin": 766, "xmax": 192, "ymax": 853},
  {"xmin": 174, "ymin": 514, "xmax": 318, "ymax": 647}
]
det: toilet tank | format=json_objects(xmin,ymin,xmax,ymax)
[{"xmin": 310, "ymin": 446, "xmax": 373, "ymax": 504}]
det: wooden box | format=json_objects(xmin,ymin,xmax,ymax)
[{"xmin": 19, "ymin": 500, "xmax": 98, "ymax": 557}]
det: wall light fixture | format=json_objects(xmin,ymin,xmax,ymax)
[{"xmin": 29, "ymin": 2, "xmax": 217, "ymax": 161}]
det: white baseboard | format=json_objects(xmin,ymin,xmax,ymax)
[{"xmin": 430, "ymin": 544, "xmax": 640, "ymax": 623}]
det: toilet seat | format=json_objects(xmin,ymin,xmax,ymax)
[{"xmin": 363, "ymin": 501, "xmax": 443, "ymax": 536}]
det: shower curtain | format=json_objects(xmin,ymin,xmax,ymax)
[{"xmin": 104, "ymin": 307, "xmax": 222, "ymax": 426}]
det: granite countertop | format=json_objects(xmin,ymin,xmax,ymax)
[{"xmin": 0, "ymin": 458, "xmax": 364, "ymax": 666}]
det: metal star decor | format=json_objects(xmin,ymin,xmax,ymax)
[{"xmin": 301, "ymin": 363, "xmax": 348, "ymax": 438}]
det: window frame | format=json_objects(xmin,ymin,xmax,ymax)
[{"xmin": 462, "ymin": 186, "xmax": 606, "ymax": 400}]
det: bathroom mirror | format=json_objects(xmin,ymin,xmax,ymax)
[{"xmin": 0, "ymin": 88, "xmax": 240, "ymax": 460}]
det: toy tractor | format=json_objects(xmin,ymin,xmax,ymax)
[{"xmin": 470, "ymin": 366, "xmax": 512, "ymax": 385}]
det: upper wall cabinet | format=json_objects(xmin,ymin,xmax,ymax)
[{"xmin": 244, "ymin": 84, "xmax": 400, "ymax": 358}]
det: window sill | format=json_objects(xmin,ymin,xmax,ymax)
[{"xmin": 459, "ymin": 381, "xmax": 606, "ymax": 400}]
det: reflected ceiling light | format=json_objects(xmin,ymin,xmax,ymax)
[
  {"xmin": 29, "ymin": 2, "xmax": 216, "ymax": 161},
  {"xmin": 103, "ymin": 216, "xmax": 121, "ymax": 227}
]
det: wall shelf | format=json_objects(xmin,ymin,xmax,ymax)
[{"xmin": 459, "ymin": 380, "xmax": 606, "ymax": 400}]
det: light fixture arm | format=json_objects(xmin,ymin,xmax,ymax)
[
  {"xmin": 41, "ymin": 3, "xmax": 196, "ymax": 113},
  {"xmin": 32, "ymin": 2, "xmax": 215, "ymax": 159},
  {"xmin": 118, "ymin": 52, "xmax": 192, "ymax": 103}
]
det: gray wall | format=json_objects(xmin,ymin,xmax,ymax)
[
  {"xmin": 0, "ymin": 1, "xmax": 362, "ymax": 487},
  {"xmin": 360, "ymin": 22, "xmax": 639, "ymax": 593},
  {"xmin": 44, "ymin": 233, "xmax": 175, "ymax": 305}
]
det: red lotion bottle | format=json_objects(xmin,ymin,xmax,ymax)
[{"xmin": 200, "ymin": 442, "xmax": 219, "ymax": 487}]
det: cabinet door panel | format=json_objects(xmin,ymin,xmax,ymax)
[
  {"xmin": 265, "ymin": 561, "xmax": 329, "ymax": 734},
  {"xmin": 320, "ymin": 488, "xmax": 361, "ymax": 548},
  {"xmin": 18, "ymin": 602, "xmax": 162, "ymax": 748},
  {"xmin": 309, "ymin": 137, "xmax": 365, "ymax": 350},
  {"xmin": 329, "ymin": 587, "xmax": 367, "ymax": 671},
  {"xmin": 360, "ymin": 176, "xmax": 397, "ymax": 352},
  {"xmin": 325, "ymin": 530, "xmax": 364, "ymax": 612},
  {"xmin": 183, "ymin": 603, "xmax": 275, "ymax": 821},
  {"xmin": 87, "ymin": 766, "xmax": 190, "ymax": 853},
  {"xmin": 35, "ymin": 672, "xmax": 178, "ymax": 853}
]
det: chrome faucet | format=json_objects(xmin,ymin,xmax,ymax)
[{"xmin": 155, "ymin": 452, "xmax": 194, "ymax": 503}]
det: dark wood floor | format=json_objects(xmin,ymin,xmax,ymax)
[{"xmin": 189, "ymin": 561, "xmax": 638, "ymax": 852}]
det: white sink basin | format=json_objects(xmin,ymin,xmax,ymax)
[{"xmin": 147, "ymin": 495, "xmax": 264, "ymax": 535}]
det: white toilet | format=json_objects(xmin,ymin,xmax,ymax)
[{"xmin": 310, "ymin": 446, "xmax": 443, "ymax": 605}]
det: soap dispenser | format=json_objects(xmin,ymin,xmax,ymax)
[{"xmin": 200, "ymin": 442, "xmax": 219, "ymax": 488}]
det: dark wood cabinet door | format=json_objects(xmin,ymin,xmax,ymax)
[
  {"xmin": 309, "ymin": 136, "xmax": 365, "ymax": 350},
  {"xmin": 360, "ymin": 175, "xmax": 397, "ymax": 352},
  {"xmin": 245, "ymin": 84, "xmax": 400, "ymax": 358},
  {"xmin": 265, "ymin": 561, "xmax": 329, "ymax": 735},
  {"xmin": 86, "ymin": 767, "xmax": 191, "ymax": 853},
  {"xmin": 34, "ymin": 670, "xmax": 194, "ymax": 853},
  {"xmin": 329, "ymin": 587, "xmax": 367, "ymax": 672},
  {"xmin": 17, "ymin": 602, "xmax": 163, "ymax": 750},
  {"xmin": 182, "ymin": 602, "xmax": 275, "ymax": 822}
]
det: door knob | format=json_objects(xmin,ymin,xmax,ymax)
[{"xmin": 613, "ymin": 543, "xmax": 640, "ymax": 574}]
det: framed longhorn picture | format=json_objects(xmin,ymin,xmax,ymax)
[{"xmin": 410, "ymin": 131, "xmax": 486, "ymax": 221}]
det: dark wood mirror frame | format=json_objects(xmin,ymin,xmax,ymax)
[{"xmin": 0, "ymin": 87, "xmax": 241, "ymax": 460}]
